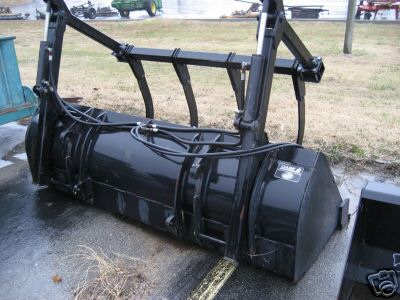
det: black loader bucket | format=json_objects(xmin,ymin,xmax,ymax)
[
  {"xmin": 339, "ymin": 182, "xmax": 400, "ymax": 299},
  {"xmin": 26, "ymin": 0, "xmax": 348, "ymax": 282}
]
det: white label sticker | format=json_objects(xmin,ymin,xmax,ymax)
[{"xmin": 274, "ymin": 162, "xmax": 304, "ymax": 183}]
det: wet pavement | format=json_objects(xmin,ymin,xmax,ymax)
[{"xmin": 0, "ymin": 122, "xmax": 399, "ymax": 299}]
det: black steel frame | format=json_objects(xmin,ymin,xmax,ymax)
[{"xmin": 33, "ymin": 0, "xmax": 325, "ymax": 261}]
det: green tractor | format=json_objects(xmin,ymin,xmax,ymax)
[{"xmin": 111, "ymin": 0, "xmax": 162, "ymax": 18}]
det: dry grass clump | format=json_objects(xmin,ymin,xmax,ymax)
[{"xmin": 67, "ymin": 245, "xmax": 156, "ymax": 300}]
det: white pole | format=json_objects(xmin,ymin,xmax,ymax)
[
  {"xmin": 43, "ymin": 2, "xmax": 51, "ymax": 41},
  {"xmin": 256, "ymin": 12, "xmax": 268, "ymax": 55}
]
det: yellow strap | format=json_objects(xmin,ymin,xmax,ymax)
[{"xmin": 188, "ymin": 258, "xmax": 238, "ymax": 300}]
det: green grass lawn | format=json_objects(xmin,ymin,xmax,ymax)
[{"xmin": 1, "ymin": 19, "xmax": 399, "ymax": 164}]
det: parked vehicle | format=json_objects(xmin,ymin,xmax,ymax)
[
  {"xmin": 70, "ymin": 1, "xmax": 119, "ymax": 19},
  {"xmin": 70, "ymin": 1, "xmax": 97, "ymax": 19},
  {"xmin": 0, "ymin": 7, "xmax": 30, "ymax": 20},
  {"xmin": 111, "ymin": 0, "xmax": 163, "ymax": 18},
  {"xmin": 95, "ymin": 6, "xmax": 119, "ymax": 18},
  {"xmin": 355, "ymin": 0, "xmax": 399, "ymax": 20},
  {"xmin": 286, "ymin": 5, "xmax": 328, "ymax": 19},
  {"xmin": 229, "ymin": 2, "xmax": 328, "ymax": 20}
]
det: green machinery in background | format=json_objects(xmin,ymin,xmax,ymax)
[{"xmin": 111, "ymin": 0, "xmax": 162, "ymax": 18}]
